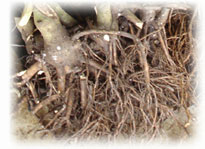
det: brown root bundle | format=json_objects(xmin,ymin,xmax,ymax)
[{"xmin": 11, "ymin": 3, "xmax": 197, "ymax": 142}]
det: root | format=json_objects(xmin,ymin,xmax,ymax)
[
  {"xmin": 45, "ymin": 104, "xmax": 66, "ymax": 129},
  {"xmin": 56, "ymin": 70, "xmax": 66, "ymax": 93},
  {"xmin": 65, "ymin": 88, "xmax": 74, "ymax": 126},
  {"xmin": 80, "ymin": 75, "xmax": 88, "ymax": 109},
  {"xmin": 15, "ymin": 62, "xmax": 42, "ymax": 87},
  {"xmin": 138, "ymin": 43, "xmax": 151, "ymax": 88},
  {"xmin": 72, "ymin": 30, "xmax": 140, "ymax": 41},
  {"xmin": 12, "ymin": 3, "xmax": 197, "ymax": 142},
  {"xmin": 32, "ymin": 95, "xmax": 59, "ymax": 114},
  {"xmin": 121, "ymin": 9, "xmax": 143, "ymax": 29},
  {"xmin": 157, "ymin": 31, "xmax": 176, "ymax": 66}
]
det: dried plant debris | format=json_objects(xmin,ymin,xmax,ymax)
[{"xmin": 11, "ymin": 2, "xmax": 197, "ymax": 143}]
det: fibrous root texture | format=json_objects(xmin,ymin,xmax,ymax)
[{"xmin": 11, "ymin": 3, "xmax": 197, "ymax": 143}]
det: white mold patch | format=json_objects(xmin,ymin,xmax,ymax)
[
  {"xmin": 103, "ymin": 34, "xmax": 110, "ymax": 41},
  {"xmin": 42, "ymin": 53, "xmax": 46, "ymax": 57},
  {"xmin": 37, "ymin": 70, "xmax": 44, "ymax": 75},
  {"xmin": 17, "ymin": 70, "xmax": 26, "ymax": 76},
  {"xmin": 56, "ymin": 46, "xmax": 61, "ymax": 50}
]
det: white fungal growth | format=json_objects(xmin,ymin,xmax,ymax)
[
  {"xmin": 36, "ymin": 100, "xmax": 40, "ymax": 104},
  {"xmin": 54, "ymin": 110, "xmax": 58, "ymax": 113},
  {"xmin": 17, "ymin": 70, "xmax": 26, "ymax": 76},
  {"xmin": 42, "ymin": 53, "xmax": 46, "ymax": 57},
  {"xmin": 56, "ymin": 46, "xmax": 61, "ymax": 50},
  {"xmin": 118, "ymin": 13, "xmax": 122, "ymax": 17},
  {"xmin": 184, "ymin": 122, "xmax": 190, "ymax": 128},
  {"xmin": 37, "ymin": 70, "xmax": 44, "ymax": 75},
  {"xmin": 152, "ymin": 34, "xmax": 157, "ymax": 38},
  {"xmin": 103, "ymin": 34, "xmax": 110, "ymax": 41},
  {"xmin": 31, "ymin": 50, "xmax": 34, "ymax": 53},
  {"xmin": 52, "ymin": 55, "xmax": 58, "ymax": 61},
  {"xmin": 62, "ymin": 104, "xmax": 66, "ymax": 109}
]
